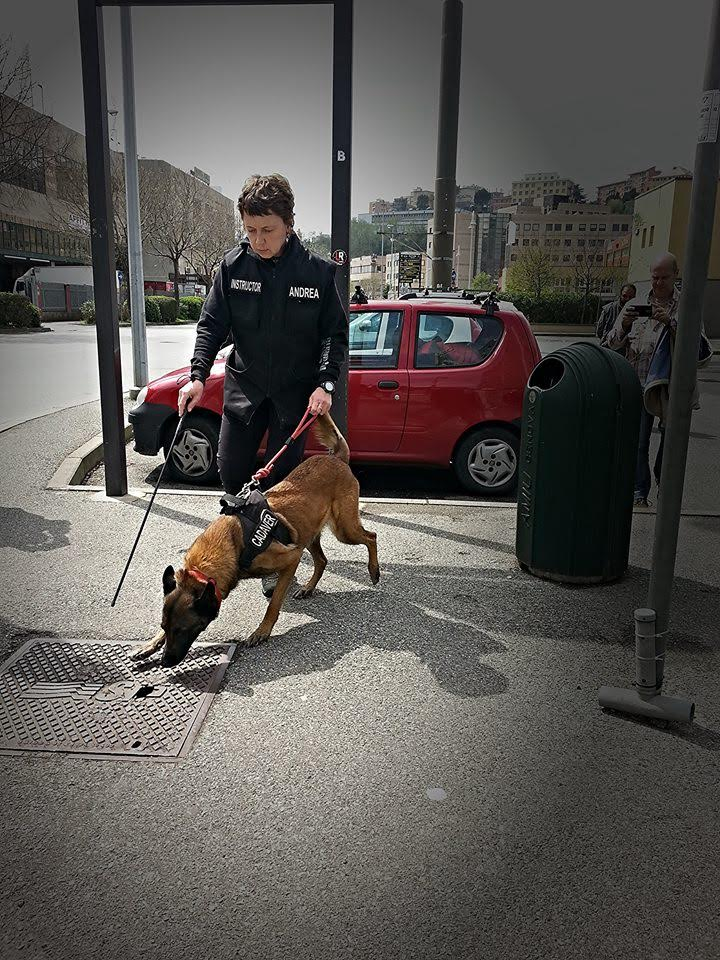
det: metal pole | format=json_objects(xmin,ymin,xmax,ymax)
[
  {"xmin": 379, "ymin": 228, "xmax": 385, "ymax": 296},
  {"xmin": 120, "ymin": 6, "xmax": 149, "ymax": 397},
  {"xmin": 78, "ymin": 0, "xmax": 127, "ymax": 497},
  {"xmin": 430, "ymin": 0, "xmax": 463, "ymax": 292},
  {"xmin": 330, "ymin": 0, "xmax": 353, "ymax": 436},
  {"xmin": 647, "ymin": 0, "xmax": 720, "ymax": 687}
]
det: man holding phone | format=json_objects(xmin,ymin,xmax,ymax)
[{"xmin": 604, "ymin": 252, "xmax": 679, "ymax": 507}]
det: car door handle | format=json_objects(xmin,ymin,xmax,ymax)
[{"xmin": 377, "ymin": 380, "xmax": 399, "ymax": 389}]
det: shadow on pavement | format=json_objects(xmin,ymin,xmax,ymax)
[
  {"xmin": 0, "ymin": 507, "xmax": 71, "ymax": 552},
  {"xmin": 139, "ymin": 460, "xmax": 516, "ymax": 503},
  {"xmin": 123, "ymin": 541, "xmax": 720, "ymax": 711}
]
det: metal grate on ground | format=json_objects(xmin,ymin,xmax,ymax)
[{"xmin": 0, "ymin": 638, "xmax": 235, "ymax": 761}]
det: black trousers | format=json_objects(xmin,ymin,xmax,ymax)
[{"xmin": 217, "ymin": 399, "xmax": 308, "ymax": 495}]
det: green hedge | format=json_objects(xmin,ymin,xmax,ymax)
[
  {"xmin": 119, "ymin": 296, "xmax": 177, "ymax": 324},
  {"xmin": 180, "ymin": 295, "xmax": 204, "ymax": 323},
  {"xmin": 0, "ymin": 293, "xmax": 42, "ymax": 328},
  {"xmin": 147, "ymin": 295, "xmax": 178, "ymax": 324},
  {"xmin": 80, "ymin": 300, "xmax": 96, "ymax": 324},
  {"xmin": 505, "ymin": 292, "xmax": 602, "ymax": 325},
  {"xmin": 144, "ymin": 297, "xmax": 162, "ymax": 324}
]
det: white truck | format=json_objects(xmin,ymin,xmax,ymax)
[{"xmin": 12, "ymin": 265, "xmax": 119, "ymax": 319}]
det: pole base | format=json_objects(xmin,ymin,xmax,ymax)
[{"xmin": 598, "ymin": 686, "xmax": 695, "ymax": 725}]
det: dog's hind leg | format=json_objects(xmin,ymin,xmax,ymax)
[
  {"xmin": 244, "ymin": 559, "xmax": 301, "ymax": 648},
  {"xmin": 131, "ymin": 630, "xmax": 166, "ymax": 661},
  {"xmin": 294, "ymin": 536, "xmax": 327, "ymax": 600},
  {"xmin": 330, "ymin": 502, "xmax": 380, "ymax": 585}
]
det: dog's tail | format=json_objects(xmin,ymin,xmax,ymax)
[{"xmin": 314, "ymin": 412, "xmax": 350, "ymax": 463}]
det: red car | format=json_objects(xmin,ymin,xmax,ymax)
[{"xmin": 129, "ymin": 293, "xmax": 541, "ymax": 496}]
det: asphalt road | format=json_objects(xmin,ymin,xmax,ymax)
[
  {"xmin": 0, "ymin": 321, "xmax": 197, "ymax": 432},
  {"xmin": 0, "ymin": 322, "xmax": 583, "ymax": 435}
]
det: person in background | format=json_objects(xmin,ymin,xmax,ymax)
[
  {"xmin": 350, "ymin": 284, "xmax": 369, "ymax": 304},
  {"xmin": 604, "ymin": 254, "xmax": 678, "ymax": 508},
  {"xmin": 597, "ymin": 282, "xmax": 637, "ymax": 343}
]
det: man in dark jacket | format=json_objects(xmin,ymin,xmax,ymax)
[
  {"xmin": 350, "ymin": 284, "xmax": 369, "ymax": 304},
  {"xmin": 178, "ymin": 174, "xmax": 348, "ymax": 498}
]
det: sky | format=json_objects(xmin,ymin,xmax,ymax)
[{"xmin": 3, "ymin": 0, "xmax": 715, "ymax": 235}]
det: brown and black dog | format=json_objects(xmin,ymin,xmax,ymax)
[{"xmin": 132, "ymin": 414, "xmax": 379, "ymax": 667}]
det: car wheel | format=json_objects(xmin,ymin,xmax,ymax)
[
  {"xmin": 163, "ymin": 412, "xmax": 220, "ymax": 485},
  {"xmin": 453, "ymin": 426, "xmax": 519, "ymax": 496}
]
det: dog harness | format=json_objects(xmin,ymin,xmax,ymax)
[{"xmin": 219, "ymin": 488, "xmax": 294, "ymax": 569}]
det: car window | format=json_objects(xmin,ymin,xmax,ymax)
[
  {"xmin": 349, "ymin": 311, "xmax": 403, "ymax": 369},
  {"xmin": 414, "ymin": 312, "xmax": 503, "ymax": 369}
]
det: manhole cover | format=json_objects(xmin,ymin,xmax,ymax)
[{"xmin": 0, "ymin": 638, "xmax": 235, "ymax": 761}]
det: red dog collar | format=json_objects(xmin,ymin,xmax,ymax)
[{"xmin": 186, "ymin": 568, "xmax": 222, "ymax": 607}]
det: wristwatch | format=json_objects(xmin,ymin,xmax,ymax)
[{"xmin": 320, "ymin": 380, "xmax": 335, "ymax": 394}]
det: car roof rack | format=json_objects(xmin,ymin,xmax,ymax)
[
  {"xmin": 399, "ymin": 289, "xmax": 478, "ymax": 301},
  {"xmin": 398, "ymin": 288, "xmax": 502, "ymax": 310}
]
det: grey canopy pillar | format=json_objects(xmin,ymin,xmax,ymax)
[
  {"xmin": 78, "ymin": 0, "xmax": 126, "ymax": 496},
  {"xmin": 77, "ymin": 0, "xmax": 353, "ymax": 496},
  {"xmin": 329, "ymin": 0, "xmax": 353, "ymax": 435}
]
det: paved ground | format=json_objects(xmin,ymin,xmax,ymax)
[{"xmin": 1, "ymin": 398, "xmax": 719, "ymax": 960}]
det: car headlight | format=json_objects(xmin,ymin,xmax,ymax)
[{"xmin": 134, "ymin": 386, "xmax": 148, "ymax": 406}]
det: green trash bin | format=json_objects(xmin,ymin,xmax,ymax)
[{"xmin": 516, "ymin": 342, "xmax": 642, "ymax": 584}]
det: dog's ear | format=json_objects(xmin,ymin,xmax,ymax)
[
  {"xmin": 194, "ymin": 580, "xmax": 219, "ymax": 619},
  {"xmin": 162, "ymin": 565, "xmax": 177, "ymax": 595}
]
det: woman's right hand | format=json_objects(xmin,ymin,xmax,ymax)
[{"xmin": 178, "ymin": 379, "xmax": 204, "ymax": 416}]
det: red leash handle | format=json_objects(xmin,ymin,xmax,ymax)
[{"xmin": 252, "ymin": 407, "xmax": 319, "ymax": 483}]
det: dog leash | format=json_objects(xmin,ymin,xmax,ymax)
[
  {"xmin": 250, "ymin": 406, "xmax": 319, "ymax": 485},
  {"xmin": 110, "ymin": 413, "xmax": 187, "ymax": 607}
]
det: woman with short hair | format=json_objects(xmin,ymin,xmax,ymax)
[{"xmin": 179, "ymin": 173, "xmax": 348, "ymax": 499}]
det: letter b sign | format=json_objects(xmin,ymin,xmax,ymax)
[{"xmin": 336, "ymin": 150, "xmax": 346, "ymax": 161}]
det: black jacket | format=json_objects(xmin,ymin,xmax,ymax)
[{"xmin": 190, "ymin": 234, "xmax": 348, "ymax": 425}]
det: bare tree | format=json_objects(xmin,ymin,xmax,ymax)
[
  {"xmin": 187, "ymin": 199, "xmax": 237, "ymax": 291},
  {"xmin": 572, "ymin": 253, "xmax": 622, "ymax": 322},
  {"xmin": 51, "ymin": 150, "xmax": 129, "ymax": 281},
  {"xmin": 0, "ymin": 36, "xmax": 73, "ymax": 205},
  {"xmin": 299, "ymin": 230, "xmax": 331, "ymax": 258},
  {"xmin": 141, "ymin": 162, "xmax": 203, "ymax": 303},
  {"xmin": 360, "ymin": 268, "xmax": 385, "ymax": 299}
]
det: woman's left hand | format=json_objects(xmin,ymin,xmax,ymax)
[{"xmin": 308, "ymin": 387, "xmax": 333, "ymax": 416}]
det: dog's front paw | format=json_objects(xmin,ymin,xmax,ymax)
[
  {"xmin": 293, "ymin": 587, "xmax": 314, "ymax": 600},
  {"xmin": 130, "ymin": 630, "xmax": 166, "ymax": 661},
  {"xmin": 130, "ymin": 645, "xmax": 156, "ymax": 661},
  {"xmin": 243, "ymin": 630, "xmax": 269, "ymax": 648}
]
